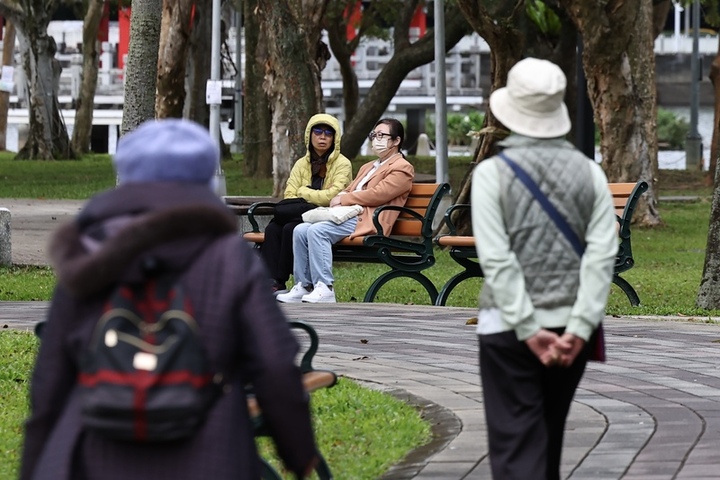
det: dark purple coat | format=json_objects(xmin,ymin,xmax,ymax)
[{"xmin": 20, "ymin": 183, "xmax": 317, "ymax": 480}]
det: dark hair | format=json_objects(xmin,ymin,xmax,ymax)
[{"xmin": 373, "ymin": 118, "xmax": 405, "ymax": 152}]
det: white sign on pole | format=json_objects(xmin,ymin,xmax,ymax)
[
  {"xmin": 206, "ymin": 80, "xmax": 223, "ymax": 105},
  {"xmin": 0, "ymin": 66, "xmax": 15, "ymax": 93}
]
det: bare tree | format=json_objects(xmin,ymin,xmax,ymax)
[
  {"xmin": 155, "ymin": 0, "xmax": 194, "ymax": 118},
  {"xmin": 121, "ymin": 0, "xmax": 162, "ymax": 135},
  {"xmin": 0, "ymin": 0, "xmax": 74, "ymax": 159},
  {"xmin": 71, "ymin": 0, "xmax": 108, "ymax": 154}
]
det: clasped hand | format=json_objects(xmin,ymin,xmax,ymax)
[{"xmin": 525, "ymin": 329, "xmax": 585, "ymax": 368}]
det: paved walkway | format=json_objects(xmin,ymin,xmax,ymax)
[
  {"xmin": 3, "ymin": 302, "xmax": 720, "ymax": 479},
  {"xmin": 4, "ymin": 199, "xmax": 720, "ymax": 479}
]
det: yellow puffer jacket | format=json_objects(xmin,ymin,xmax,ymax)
[{"xmin": 284, "ymin": 114, "xmax": 352, "ymax": 206}]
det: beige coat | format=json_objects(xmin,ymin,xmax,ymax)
[{"xmin": 339, "ymin": 153, "xmax": 414, "ymax": 239}]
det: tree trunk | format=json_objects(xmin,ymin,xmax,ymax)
[
  {"xmin": 709, "ymin": 37, "xmax": 720, "ymax": 187},
  {"xmin": 325, "ymin": 16, "xmax": 359, "ymax": 128},
  {"xmin": 121, "ymin": 0, "xmax": 162, "ymax": 136},
  {"xmin": 652, "ymin": 0, "xmax": 672, "ymax": 39},
  {"xmin": 259, "ymin": 0, "xmax": 328, "ymax": 196},
  {"xmin": 0, "ymin": 0, "xmax": 73, "ymax": 159},
  {"xmin": 0, "ymin": 21, "xmax": 16, "ymax": 151},
  {"xmin": 698, "ymin": 163, "xmax": 720, "ymax": 308},
  {"xmin": 155, "ymin": 0, "xmax": 193, "ymax": 118},
  {"xmin": 186, "ymin": 0, "xmax": 211, "ymax": 127},
  {"xmin": 560, "ymin": 0, "xmax": 661, "ymax": 227},
  {"xmin": 71, "ymin": 0, "xmax": 106, "ymax": 155},
  {"xmin": 448, "ymin": 1, "xmax": 525, "ymax": 234},
  {"xmin": 16, "ymin": 29, "xmax": 73, "ymax": 159},
  {"xmin": 243, "ymin": 0, "xmax": 272, "ymax": 178}
]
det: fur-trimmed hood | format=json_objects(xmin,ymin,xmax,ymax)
[{"xmin": 49, "ymin": 183, "xmax": 237, "ymax": 298}]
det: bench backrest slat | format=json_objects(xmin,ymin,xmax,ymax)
[
  {"xmin": 610, "ymin": 182, "xmax": 642, "ymax": 217},
  {"xmin": 386, "ymin": 183, "xmax": 440, "ymax": 237}
]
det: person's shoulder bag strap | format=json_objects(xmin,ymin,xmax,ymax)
[
  {"xmin": 497, "ymin": 151, "xmax": 585, "ymax": 257},
  {"xmin": 497, "ymin": 151, "xmax": 605, "ymax": 362}
]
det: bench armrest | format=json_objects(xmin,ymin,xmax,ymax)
[
  {"xmin": 246, "ymin": 202, "xmax": 278, "ymax": 232},
  {"xmin": 441, "ymin": 204, "xmax": 471, "ymax": 236},
  {"xmin": 371, "ymin": 205, "xmax": 425, "ymax": 237}
]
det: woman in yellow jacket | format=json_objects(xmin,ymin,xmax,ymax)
[{"xmin": 262, "ymin": 113, "xmax": 352, "ymax": 294}]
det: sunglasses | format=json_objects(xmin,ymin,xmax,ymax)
[
  {"xmin": 312, "ymin": 127, "xmax": 335, "ymax": 137},
  {"xmin": 368, "ymin": 132, "xmax": 393, "ymax": 141}
]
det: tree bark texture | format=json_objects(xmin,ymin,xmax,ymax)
[
  {"xmin": 0, "ymin": 0, "xmax": 73, "ymax": 160},
  {"xmin": 121, "ymin": 0, "xmax": 162, "ymax": 136},
  {"xmin": 560, "ymin": 0, "xmax": 660, "ymax": 226},
  {"xmin": 71, "ymin": 0, "xmax": 106, "ymax": 154},
  {"xmin": 186, "ymin": 0, "xmax": 211, "ymax": 126},
  {"xmin": 258, "ymin": 0, "xmax": 328, "ymax": 196},
  {"xmin": 339, "ymin": 0, "xmax": 472, "ymax": 159},
  {"xmin": 698, "ymin": 165, "xmax": 720, "ymax": 308},
  {"xmin": 325, "ymin": 12, "xmax": 359, "ymax": 130},
  {"xmin": 155, "ymin": 0, "xmax": 193, "ymax": 118},
  {"xmin": 243, "ymin": 0, "xmax": 273, "ymax": 178},
  {"xmin": 699, "ymin": 32, "xmax": 720, "ymax": 308},
  {"xmin": 0, "ymin": 21, "xmax": 16, "ymax": 151},
  {"xmin": 709, "ymin": 37, "xmax": 720, "ymax": 187},
  {"xmin": 652, "ymin": 0, "xmax": 672, "ymax": 39}
]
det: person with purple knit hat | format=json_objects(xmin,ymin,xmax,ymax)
[{"xmin": 20, "ymin": 119, "xmax": 319, "ymax": 480}]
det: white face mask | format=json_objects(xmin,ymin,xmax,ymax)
[{"xmin": 372, "ymin": 137, "xmax": 394, "ymax": 156}]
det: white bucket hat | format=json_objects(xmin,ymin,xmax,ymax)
[{"xmin": 489, "ymin": 57, "xmax": 571, "ymax": 139}]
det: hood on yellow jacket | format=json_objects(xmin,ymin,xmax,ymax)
[{"xmin": 301, "ymin": 113, "xmax": 343, "ymax": 166}]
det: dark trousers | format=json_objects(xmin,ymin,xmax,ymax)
[
  {"xmin": 479, "ymin": 329, "xmax": 589, "ymax": 480},
  {"xmin": 259, "ymin": 219, "xmax": 302, "ymax": 284}
]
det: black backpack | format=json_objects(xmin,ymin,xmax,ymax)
[{"xmin": 78, "ymin": 271, "xmax": 223, "ymax": 442}]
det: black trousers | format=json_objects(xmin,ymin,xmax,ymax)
[
  {"xmin": 259, "ymin": 219, "xmax": 302, "ymax": 284},
  {"xmin": 479, "ymin": 329, "xmax": 589, "ymax": 480}
]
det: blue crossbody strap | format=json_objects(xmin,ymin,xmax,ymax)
[{"xmin": 498, "ymin": 152, "xmax": 586, "ymax": 257}]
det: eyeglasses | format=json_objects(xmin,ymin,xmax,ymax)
[
  {"xmin": 368, "ymin": 132, "xmax": 393, "ymax": 141},
  {"xmin": 312, "ymin": 127, "xmax": 334, "ymax": 137}
]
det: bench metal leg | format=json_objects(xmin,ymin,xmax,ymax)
[
  {"xmin": 363, "ymin": 270, "xmax": 438, "ymax": 304},
  {"xmin": 435, "ymin": 270, "xmax": 482, "ymax": 306},
  {"xmin": 613, "ymin": 274, "xmax": 641, "ymax": 306}
]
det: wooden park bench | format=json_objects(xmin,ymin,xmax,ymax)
[
  {"xmin": 248, "ymin": 320, "xmax": 337, "ymax": 480},
  {"xmin": 434, "ymin": 180, "xmax": 649, "ymax": 306},
  {"xmin": 242, "ymin": 182, "xmax": 452, "ymax": 303}
]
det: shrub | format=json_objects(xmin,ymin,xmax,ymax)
[{"xmin": 426, "ymin": 111, "xmax": 485, "ymax": 146}]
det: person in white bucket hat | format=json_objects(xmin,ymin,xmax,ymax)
[{"xmin": 470, "ymin": 58, "xmax": 618, "ymax": 479}]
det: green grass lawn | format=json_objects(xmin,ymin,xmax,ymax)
[
  {"xmin": 3, "ymin": 198, "xmax": 717, "ymax": 315},
  {"xmin": 0, "ymin": 331, "xmax": 429, "ymax": 479},
  {"xmin": 2, "ymin": 152, "xmax": 719, "ymax": 477}
]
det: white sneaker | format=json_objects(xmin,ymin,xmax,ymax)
[
  {"xmin": 277, "ymin": 283, "xmax": 311, "ymax": 303},
  {"xmin": 302, "ymin": 282, "xmax": 336, "ymax": 303}
]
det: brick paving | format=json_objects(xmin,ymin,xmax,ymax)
[{"xmin": 4, "ymin": 302, "xmax": 720, "ymax": 479}]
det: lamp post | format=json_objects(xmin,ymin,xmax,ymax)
[
  {"xmin": 434, "ymin": 0, "xmax": 448, "ymax": 185},
  {"xmin": 685, "ymin": 0, "xmax": 702, "ymax": 170},
  {"xmin": 210, "ymin": 0, "xmax": 227, "ymax": 195},
  {"xmin": 233, "ymin": 3, "xmax": 243, "ymax": 154}
]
